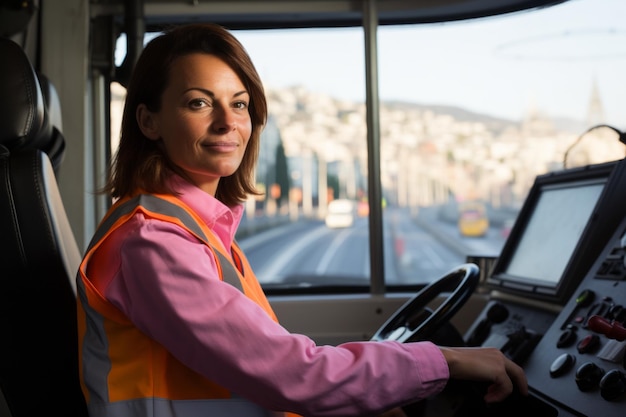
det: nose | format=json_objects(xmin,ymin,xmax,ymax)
[{"xmin": 212, "ymin": 104, "xmax": 236, "ymax": 133}]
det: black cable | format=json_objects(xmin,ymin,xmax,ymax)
[{"xmin": 563, "ymin": 124, "xmax": 626, "ymax": 169}]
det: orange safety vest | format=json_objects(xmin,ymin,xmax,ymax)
[{"xmin": 77, "ymin": 193, "xmax": 297, "ymax": 417}]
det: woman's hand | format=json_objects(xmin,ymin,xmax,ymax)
[{"xmin": 439, "ymin": 346, "xmax": 528, "ymax": 403}]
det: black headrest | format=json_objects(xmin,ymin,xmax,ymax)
[
  {"xmin": 37, "ymin": 72, "xmax": 66, "ymax": 170},
  {"xmin": 0, "ymin": 0, "xmax": 37, "ymax": 38},
  {"xmin": 0, "ymin": 36, "xmax": 66, "ymax": 171}
]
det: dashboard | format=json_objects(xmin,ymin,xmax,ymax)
[{"xmin": 453, "ymin": 158, "xmax": 626, "ymax": 416}]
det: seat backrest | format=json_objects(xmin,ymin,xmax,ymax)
[{"xmin": 0, "ymin": 37, "xmax": 88, "ymax": 417}]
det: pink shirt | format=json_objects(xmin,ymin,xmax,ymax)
[{"xmin": 94, "ymin": 176, "xmax": 449, "ymax": 416}]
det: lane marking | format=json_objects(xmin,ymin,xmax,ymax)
[
  {"xmin": 257, "ymin": 226, "xmax": 331, "ymax": 282},
  {"xmin": 315, "ymin": 228, "xmax": 352, "ymax": 274}
]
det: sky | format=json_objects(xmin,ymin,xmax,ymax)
[
  {"xmin": 232, "ymin": 0, "xmax": 626, "ymax": 128},
  {"xmin": 116, "ymin": 0, "xmax": 626, "ymax": 129}
]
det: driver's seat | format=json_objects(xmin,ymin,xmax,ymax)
[{"xmin": 0, "ymin": 37, "xmax": 88, "ymax": 416}]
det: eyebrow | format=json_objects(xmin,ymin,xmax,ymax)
[{"xmin": 184, "ymin": 87, "xmax": 249, "ymax": 99}]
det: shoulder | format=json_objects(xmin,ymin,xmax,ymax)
[
  {"xmin": 116, "ymin": 210, "xmax": 203, "ymax": 245},
  {"xmin": 89, "ymin": 209, "xmax": 208, "ymax": 263}
]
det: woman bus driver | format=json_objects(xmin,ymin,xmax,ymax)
[{"xmin": 76, "ymin": 23, "xmax": 527, "ymax": 417}]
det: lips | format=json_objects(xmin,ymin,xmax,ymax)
[{"xmin": 201, "ymin": 141, "xmax": 239, "ymax": 152}]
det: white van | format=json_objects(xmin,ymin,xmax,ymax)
[{"xmin": 325, "ymin": 199, "xmax": 356, "ymax": 228}]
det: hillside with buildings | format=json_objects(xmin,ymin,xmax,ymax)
[{"xmin": 111, "ymin": 82, "xmax": 620, "ymax": 211}]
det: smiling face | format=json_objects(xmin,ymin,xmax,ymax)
[{"xmin": 136, "ymin": 53, "xmax": 252, "ymax": 195}]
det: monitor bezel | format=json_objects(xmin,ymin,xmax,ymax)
[{"xmin": 487, "ymin": 159, "xmax": 626, "ymax": 305}]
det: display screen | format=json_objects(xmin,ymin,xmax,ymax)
[
  {"xmin": 487, "ymin": 161, "xmax": 620, "ymax": 304},
  {"xmin": 504, "ymin": 181, "xmax": 604, "ymax": 285}
]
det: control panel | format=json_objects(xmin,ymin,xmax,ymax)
[
  {"xmin": 522, "ymin": 215, "xmax": 626, "ymax": 416},
  {"xmin": 462, "ymin": 215, "xmax": 626, "ymax": 416},
  {"xmin": 464, "ymin": 300, "xmax": 556, "ymax": 365}
]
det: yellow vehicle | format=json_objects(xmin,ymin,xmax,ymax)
[{"xmin": 458, "ymin": 202, "xmax": 489, "ymax": 237}]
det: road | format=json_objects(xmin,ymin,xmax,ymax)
[{"xmin": 239, "ymin": 206, "xmax": 507, "ymax": 288}]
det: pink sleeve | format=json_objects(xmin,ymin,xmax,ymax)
[{"xmin": 105, "ymin": 216, "xmax": 450, "ymax": 416}]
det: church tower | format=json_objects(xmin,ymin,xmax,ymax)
[
  {"xmin": 586, "ymin": 77, "xmax": 605, "ymax": 126},
  {"xmin": 566, "ymin": 77, "xmax": 625, "ymax": 168}
]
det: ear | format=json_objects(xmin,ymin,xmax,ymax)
[{"xmin": 136, "ymin": 104, "xmax": 160, "ymax": 140}]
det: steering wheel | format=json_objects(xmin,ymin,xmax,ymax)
[{"xmin": 370, "ymin": 263, "xmax": 480, "ymax": 344}]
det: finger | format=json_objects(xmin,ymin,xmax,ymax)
[
  {"xmin": 483, "ymin": 358, "xmax": 528, "ymax": 403},
  {"xmin": 483, "ymin": 373, "xmax": 513, "ymax": 403},
  {"xmin": 506, "ymin": 359, "xmax": 528, "ymax": 395}
]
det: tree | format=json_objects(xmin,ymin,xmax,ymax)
[
  {"xmin": 274, "ymin": 140, "xmax": 290, "ymax": 205},
  {"xmin": 327, "ymin": 174, "xmax": 340, "ymax": 200}
]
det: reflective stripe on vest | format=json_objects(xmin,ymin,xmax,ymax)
[
  {"xmin": 85, "ymin": 194, "xmax": 244, "ymax": 292},
  {"xmin": 77, "ymin": 194, "xmax": 285, "ymax": 417}
]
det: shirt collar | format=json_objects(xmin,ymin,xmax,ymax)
[{"xmin": 166, "ymin": 175, "xmax": 244, "ymax": 246}]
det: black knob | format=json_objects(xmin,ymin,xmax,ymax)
[
  {"xmin": 486, "ymin": 302, "xmax": 509, "ymax": 323},
  {"xmin": 575, "ymin": 362, "xmax": 605, "ymax": 391},
  {"xmin": 576, "ymin": 289, "xmax": 595, "ymax": 307},
  {"xmin": 599, "ymin": 369, "xmax": 626, "ymax": 401},
  {"xmin": 550, "ymin": 353, "xmax": 576, "ymax": 378},
  {"xmin": 465, "ymin": 302, "xmax": 509, "ymax": 347},
  {"xmin": 557, "ymin": 328, "xmax": 577, "ymax": 348}
]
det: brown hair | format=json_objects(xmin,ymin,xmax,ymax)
[{"xmin": 105, "ymin": 23, "xmax": 266, "ymax": 206}]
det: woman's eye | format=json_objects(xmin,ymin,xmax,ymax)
[
  {"xmin": 234, "ymin": 101, "xmax": 248, "ymax": 110},
  {"xmin": 189, "ymin": 98, "xmax": 209, "ymax": 109}
]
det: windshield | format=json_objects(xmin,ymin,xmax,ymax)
[{"xmin": 112, "ymin": 0, "xmax": 626, "ymax": 292}]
